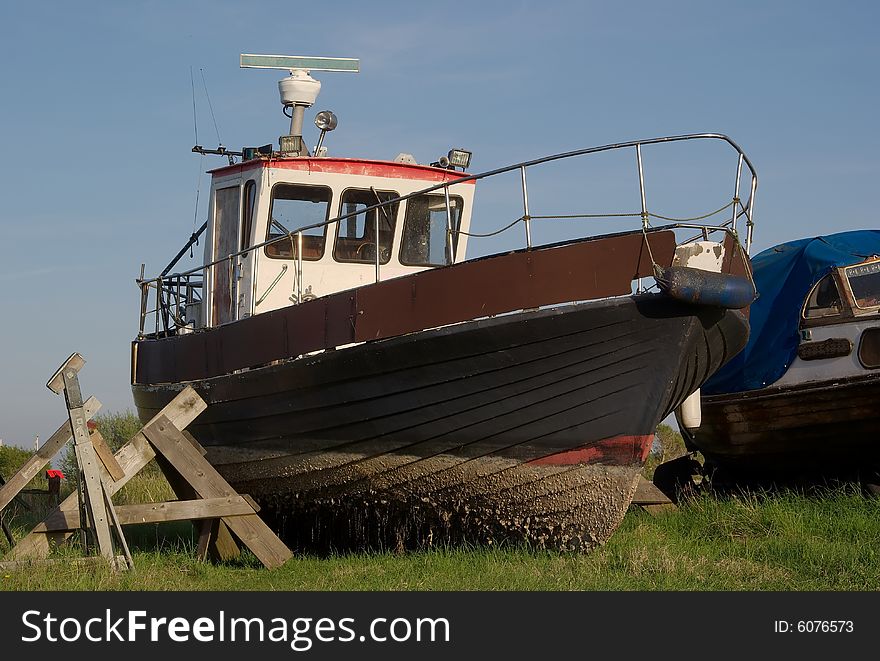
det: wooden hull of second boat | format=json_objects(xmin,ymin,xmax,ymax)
[
  {"xmin": 132, "ymin": 295, "xmax": 748, "ymax": 550},
  {"xmin": 694, "ymin": 374, "xmax": 880, "ymax": 477}
]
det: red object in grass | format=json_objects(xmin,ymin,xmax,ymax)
[{"xmin": 46, "ymin": 470, "xmax": 65, "ymax": 480}]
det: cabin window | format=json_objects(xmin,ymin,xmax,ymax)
[
  {"xmin": 241, "ymin": 180, "xmax": 257, "ymax": 253},
  {"xmin": 803, "ymin": 274, "xmax": 843, "ymax": 320},
  {"xmin": 844, "ymin": 261, "xmax": 880, "ymax": 309},
  {"xmin": 265, "ymin": 184, "xmax": 331, "ymax": 260},
  {"xmin": 400, "ymin": 194, "xmax": 464, "ymax": 266},
  {"xmin": 858, "ymin": 328, "xmax": 880, "ymax": 368},
  {"xmin": 333, "ymin": 188, "xmax": 399, "ymax": 264}
]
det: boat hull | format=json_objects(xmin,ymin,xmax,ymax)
[
  {"xmin": 692, "ymin": 374, "xmax": 880, "ymax": 477},
  {"xmin": 133, "ymin": 294, "xmax": 748, "ymax": 550}
]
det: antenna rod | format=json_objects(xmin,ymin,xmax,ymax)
[
  {"xmin": 192, "ymin": 145, "xmax": 242, "ymax": 164},
  {"xmin": 161, "ymin": 221, "xmax": 208, "ymax": 277}
]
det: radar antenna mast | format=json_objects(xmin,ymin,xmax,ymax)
[{"xmin": 240, "ymin": 54, "xmax": 359, "ymax": 156}]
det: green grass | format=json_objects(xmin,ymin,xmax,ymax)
[
  {"xmin": 3, "ymin": 484, "xmax": 878, "ymax": 591},
  {"xmin": 643, "ymin": 423, "xmax": 687, "ymax": 479}
]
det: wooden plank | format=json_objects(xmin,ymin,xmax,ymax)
[
  {"xmin": 152, "ymin": 411, "xmax": 236, "ymax": 563},
  {"xmin": 640, "ymin": 503, "xmax": 678, "ymax": 516},
  {"xmin": 0, "ymin": 471, "xmax": 31, "ymax": 512},
  {"xmin": 195, "ymin": 520, "xmax": 213, "ymax": 561},
  {"xmin": 89, "ymin": 429, "xmax": 126, "ymax": 482},
  {"xmin": 181, "ymin": 430, "xmax": 207, "ymax": 456},
  {"xmin": 103, "ymin": 484, "xmax": 133, "ymax": 570},
  {"xmin": 0, "ymin": 555, "xmax": 126, "ymax": 571},
  {"xmin": 240, "ymin": 493, "xmax": 261, "ymax": 514},
  {"xmin": 66, "ymin": 392, "xmax": 115, "ymax": 562},
  {"xmin": 106, "ymin": 387, "xmax": 207, "ymax": 496},
  {"xmin": 46, "ymin": 352, "xmax": 86, "ymax": 394},
  {"xmin": 32, "ymin": 509, "xmax": 80, "ymax": 533},
  {"xmin": 212, "ymin": 521, "xmax": 241, "ymax": 562},
  {"xmin": 632, "ymin": 476, "xmax": 675, "ymax": 505},
  {"xmin": 121, "ymin": 497, "xmax": 255, "ymax": 525},
  {"xmin": 632, "ymin": 477, "xmax": 678, "ymax": 515},
  {"xmin": 196, "ymin": 519, "xmax": 242, "ymax": 563},
  {"xmin": 153, "ymin": 448, "xmax": 241, "ymax": 562},
  {"xmin": 4, "ymin": 387, "xmax": 206, "ymax": 561},
  {"xmin": 0, "ymin": 397, "xmax": 100, "ymax": 512},
  {"xmin": 141, "ymin": 415, "xmax": 292, "ymax": 569},
  {"xmin": 33, "ymin": 497, "xmax": 257, "ymax": 532}
]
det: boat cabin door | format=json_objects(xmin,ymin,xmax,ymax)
[{"xmin": 210, "ymin": 182, "xmax": 242, "ymax": 326}]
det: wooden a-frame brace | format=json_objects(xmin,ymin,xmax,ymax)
[{"xmin": 0, "ymin": 353, "xmax": 292, "ymax": 571}]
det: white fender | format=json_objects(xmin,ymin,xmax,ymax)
[{"xmin": 678, "ymin": 389, "xmax": 702, "ymax": 429}]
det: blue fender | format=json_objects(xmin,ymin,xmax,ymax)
[{"xmin": 654, "ymin": 265, "xmax": 756, "ymax": 309}]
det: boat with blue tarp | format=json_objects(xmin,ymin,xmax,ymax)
[{"xmin": 677, "ymin": 230, "xmax": 880, "ymax": 479}]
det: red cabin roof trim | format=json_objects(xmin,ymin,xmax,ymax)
[{"xmin": 209, "ymin": 157, "xmax": 475, "ymax": 184}]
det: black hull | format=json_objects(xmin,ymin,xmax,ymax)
[
  {"xmin": 133, "ymin": 294, "xmax": 747, "ymax": 550},
  {"xmin": 692, "ymin": 374, "xmax": 880, "ymax": 477}
]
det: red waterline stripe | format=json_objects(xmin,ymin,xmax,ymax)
[{"xmin": 528, "ymin": 434, "xmax": 654, "ymax": 466}]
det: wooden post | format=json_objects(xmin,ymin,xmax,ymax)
[{"xmin": 51, "ymin": 354, "xmax": 117, "ymax": 563}]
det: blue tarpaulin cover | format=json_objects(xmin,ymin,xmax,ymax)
[{"xmin": 702, "ymin": 230, "xmax": 880, "ymax": 394}]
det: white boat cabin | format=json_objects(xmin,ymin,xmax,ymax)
[
  {"xmin": 196, "ymin": 156, "xmax": 476, "ymax": 329},
  {"xmin": 776, "ymin": 256, "xmax": 880, "ymax": 386}
]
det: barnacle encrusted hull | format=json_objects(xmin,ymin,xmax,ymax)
[
  {"xmin": 133, "ymin": 293, "xmax": 748, "ymax": 551},
  {"xmin": 230, "ymin": 456, "xmax": 642, "ymax": 552}
]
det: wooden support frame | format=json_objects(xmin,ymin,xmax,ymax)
[
  {"xmin": 1, "ymin": 353, "xmax": 292, "ymax": 571},
  {"xmin": 140, "ymin": 414, "xmax": 292, "ymax": 569}
]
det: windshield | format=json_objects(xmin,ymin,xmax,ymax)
[
  {"xmin": 845, "ymin": 260, "xmax": 880, "ymax": 309},
  {"xmin": 803, "ymin": 274, "xmax": 843, "ymax": 319}
]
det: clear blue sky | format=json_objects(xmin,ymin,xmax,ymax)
[{"xmin": 0, "ymin": 1, "xmax": 877, "ymax": 446}]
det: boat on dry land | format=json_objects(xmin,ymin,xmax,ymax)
[
  {"xmin": 677, "ymin": 230, "xmax": 880, "ymax": 482},
  {"xmin": 131, "ymin": 54, "xmax": 758, "ymax": 551}
]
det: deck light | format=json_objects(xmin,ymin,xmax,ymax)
[
  {"xmin": 315, "ymin": 110, "xmax": 338, "ymax": 132},
  {"xmin": 447, "ymin": 148, "xmax": 472, "ymax": 170},
  {"xmin": 279, "ymin": 135, "xmax": 304, "ymax": 154},
  {"xmin": 314, "ymin": 111, "xmax": 338, "ymax": 156}
]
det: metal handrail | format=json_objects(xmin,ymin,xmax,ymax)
[{"xmin": 137, "ymin": 133, "xmax": 757, "ymax": 336}]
